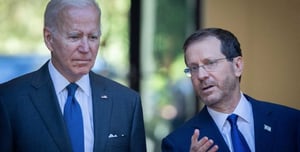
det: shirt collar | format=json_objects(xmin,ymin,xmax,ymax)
[
  {"xmin": 76, "ymin": 75, "xmax": 91, "ymax": 96},
  {"xmin": 48, "ymin": 60, "xmax": 90, "ymax": 96},
  {"xmin": 207, "ymin": 92, "xmax": 252, "ymax": 129},
  {"xmin": 233, "ymin": 93, "xmax": 252, "ymax": 123}
]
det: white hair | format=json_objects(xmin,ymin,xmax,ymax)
[{"xmin": 44, "ymin": 0, "xmax": 101, "ymax": 33}]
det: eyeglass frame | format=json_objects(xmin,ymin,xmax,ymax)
[{"xmin": 184, "ymin": 57, "xmax": 233, "ymax": 77}]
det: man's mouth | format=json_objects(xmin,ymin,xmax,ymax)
[
  {"xmin": 73, "ymin": 59, "xmax": 91, "ymax": 61},
  {"xmin": 72, "ymin": 59, "xmax": 92, "ymax": 67},
  {"xmin": 73, "ymin": 59, "xmax": 91, "ymax": 63},
  {"xmin": 202, "ymin": 85, "xmax": 213, "ymax": 91}
]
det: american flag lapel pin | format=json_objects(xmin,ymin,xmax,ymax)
[{"xmin": 264, "ymin": 124, "xmax": 272, "ymax": 132}]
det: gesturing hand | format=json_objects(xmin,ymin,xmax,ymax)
[{"xmin": 190, "ymin": 129, "xmax": 219, "ymax": 152}]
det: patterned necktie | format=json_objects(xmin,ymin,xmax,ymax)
[
  {"xmin": 64, "ymin": 83, "xmax": 84, "ymax": 152},
  {"xmin": 227, "ymin": 114, "xmax": 251, "ymax": 152}
]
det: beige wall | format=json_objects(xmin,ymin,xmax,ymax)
[{"xmin": 202, "ymin": 0, "xmax": 300, "ymax": 109}]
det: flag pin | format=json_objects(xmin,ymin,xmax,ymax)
[{"xmin": 264, "ymin": 124, "xmax": 272, "ymax": 132}]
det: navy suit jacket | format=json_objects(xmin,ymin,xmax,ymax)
[
  {"xmin": 0, "ymin": 62, "xmax": 146, "ymax": 152},
  {"xmin": 162, "ymin": 95, "xmax": 300, "ymax": 152}
]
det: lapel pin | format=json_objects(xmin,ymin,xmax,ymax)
[{"xmin": 264, "ymin": 124, "xmax": 272, "ymax": 132}]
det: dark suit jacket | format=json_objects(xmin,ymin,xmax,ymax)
[
  {"xmin": 0, "ymin": 62, "xmax": 146, "ymax": 152},
  {"xmin": 161, "ymin": 95, "xmax": 300, "ymax": 152}
]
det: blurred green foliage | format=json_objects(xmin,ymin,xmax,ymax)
[
  {"xmin": 0, "ymin": 0, "xmax": 48, "ymax": 54},
  {"xmin": 141, "ymin": 1, "xmax": 197, "ymax": 151}
]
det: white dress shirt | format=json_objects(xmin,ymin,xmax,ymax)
[
  {"xmin": 48, "ymin": 61, "xmax": 94, "ymax": 152},
  {"xmin": 207, "ymin": 93, "xmax": 255, "ymax": 152}
]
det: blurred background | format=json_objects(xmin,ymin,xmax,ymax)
[{"xmin": 1, "ymin": 0, "xmax": 299, "ymax": 151}]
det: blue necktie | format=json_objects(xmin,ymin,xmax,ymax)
[
  {"xmin": 64, "ymin": 83, "xmax": 84, "ymax": 152},
  {"xmin": 227, "ymin": 114, "xmax": 251, "ymax": 152}
]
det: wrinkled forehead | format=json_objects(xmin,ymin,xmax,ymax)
[{"xmin": 54, "ymin": 5, "xmax": 101, "ymax": 32}]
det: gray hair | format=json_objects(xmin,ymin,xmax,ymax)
[{"xmin": 44, "ymin": 0, "xmax": 101, "ymax": 33}]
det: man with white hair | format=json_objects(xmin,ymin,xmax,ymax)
[{"xmin": 0, "ymin": 0, "xmax": 146, "ymax": 151}]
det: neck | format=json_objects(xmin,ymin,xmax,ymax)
[{"xmin": 209, "ymin": 90, "xmax": 241, "ymax": 114}]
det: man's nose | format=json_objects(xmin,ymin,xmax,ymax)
[
  {"xmin": 79, "ymin": 37, "xmax": 90, "ymax": 53},
  {"xmin": 197, "ymin": 66, "xmax": 209, "ymax": 80}
]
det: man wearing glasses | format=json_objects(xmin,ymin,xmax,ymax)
[{"xmin": 161, "ymin": 28, "xmax": 300, "ymax": 152}]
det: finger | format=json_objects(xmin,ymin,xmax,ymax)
[
  {"xmin": 197, "ymin": 139, "xmax": 214, "ymax": 152},
  {"xmin": 190, "ymin": 129, "xmax": 202, "ymax": 152},
  {"xmin": 207, "ymin": 145, "xmax": 219, "ymax": 152},
  {"xmin": 191, "ymin": 129, "xmax": 200, "ymax": 144},
  {"xmin": 198, "ymin": 136, "xmax": 209, "ymax": 147}
]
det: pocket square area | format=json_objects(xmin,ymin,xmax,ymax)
[
  {"xmin": 108, "ymin": 134, "xmax": 118, "ymax": 138},
  {"xmin": 108, "ymin": 133, "xmax": 126, "ymax": 138}
]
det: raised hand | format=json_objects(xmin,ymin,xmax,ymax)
[{"xmin": 190, "ymin": 129, "xmax": 219, "ymax": 152}]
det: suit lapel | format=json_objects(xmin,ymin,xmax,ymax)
[
  {"xmin": 90, "ymin": 72, "xmax": 113, "ymax": 152},
  {"xmin": 193, "ymin": 107, "xmax": 231, "ymax": 152},
  {"xmin": 193, "ymin": 95, "xmax": 278, "ymax": 152},
  {"xmin": 29, "ymin": 63, "xmax": 72, "ymax": 152},
  {"xmin": 247, "ymin": 96, "xmax": 276, "ymax": 152}
]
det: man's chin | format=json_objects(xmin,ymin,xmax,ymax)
[
  {"xmin": 77, "ymin": 70, "xmax": 90, "ymax": 75},
  {"xmin": 71, "ymin": 70, "xmax": 90, "ymax": 78},
  {"xmin": 75, "ymin": 66, "xmax": 92, "ymax": 74},
  {"xmin": 200, "ymin": 94, "xmax": 218, "ymax": 105}
]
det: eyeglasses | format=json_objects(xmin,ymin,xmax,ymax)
[{"xmin": 184, "ymin": 58, "xmax": 229, "ymax": 77}]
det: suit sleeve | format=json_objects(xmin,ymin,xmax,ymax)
[
  {"xmin": 297, "ymin": 115, "xmax": 300, "ymax": 152},
  {"xmin": 161, "ymin": 137, "xmax": 179, "ymax": 152},
  {"xmin": 0, "ymin": 96, "xmax": 13, "ymax": 152},
  {"xmin": 129, "ymin": 95, "xmax": 147, "ymax": 152}
]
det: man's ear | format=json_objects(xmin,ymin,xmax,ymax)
[
  {"xmin": 233, "ymin": 56, "xmax": 243, "ymax": 77},
  {"xmin": 43, "ymin": 27, "xmax": 54, "ymax": 52}
]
